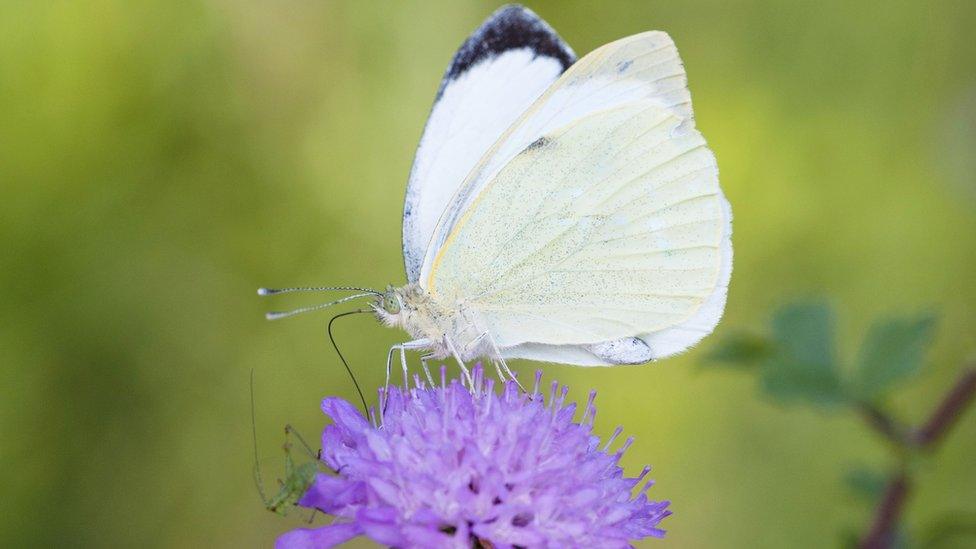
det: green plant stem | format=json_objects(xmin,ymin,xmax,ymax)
[{"xmin": 859, "ymin": 366, "xmax": 976, "ymax": 549}]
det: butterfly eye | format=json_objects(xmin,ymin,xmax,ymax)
[{"xmin": 384, "ymin": 294, "xmax": 401, "ymax": 314}]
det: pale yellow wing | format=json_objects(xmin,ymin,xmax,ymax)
[
  {"xmin": 428, "ymin": 100, "xmax": 722, "ymax": 348},
  {"xmin": 419, "ymin": 31, "xmax": 694, "ymax": 282},
  {"xmin": 424, "ymin": 31, "xmax": 730, "ymax": 356}
]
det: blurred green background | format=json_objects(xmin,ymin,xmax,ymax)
[{"xmin": 2, "ymin": 1, "xmax": 975, "ymax": 547}]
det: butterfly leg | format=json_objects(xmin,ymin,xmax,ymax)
[
  {"xmin": 443, "ymin": 336, "xmax": 474, "ymax": 387},
  {"xmin": 456, "ymin": 308, "xmax": 518, "ymax": 388},
  {"xmin": 460, "ymin": 331, "xmax": 506, "ymax": 383},
  {"xmin": 419, "ymin": 354, "xmax": 436, "ymax": 387},
  {"xmin": 485, "ymin": 333, "xmax": 524, "ymax": 392},
  {"xmin": 383, "ymin": 345, "xmax": 398, "ymax": 410},
  {"xmin": 399, "ymin": 345, "xmax": 410, "ymax": 389},
  {"xmin": 384, "ymin": 339, "xmax": 431, "ymax": 408}
]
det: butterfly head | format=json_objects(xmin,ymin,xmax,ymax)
[
  {"xmin": 381, "ymin": 286, "xmax": 403, "ymax": 314},
  {"xmin": 374, "ymin": 285, "xmax": 406, "ymax": 326}
]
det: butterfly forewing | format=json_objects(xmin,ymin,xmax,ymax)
[
  {"xmin": 402, "ymin": 6, "xmax": 575, "ymax": 282},
  {"xmin": 418, "ymin": 31, "xmax": 696, "ymax": 281}
]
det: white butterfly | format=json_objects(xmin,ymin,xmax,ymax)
[{"xmin": 263, "ymin": 5, "xmax": 732, "ymax": 384}]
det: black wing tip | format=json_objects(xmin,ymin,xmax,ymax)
[
  {"xmin": 441, "ymin": 4, "xmax": 576, "ymax": 85},
  {"xmin": 489, "ymin": 4, "xmax": 548, "ymax": 24}
]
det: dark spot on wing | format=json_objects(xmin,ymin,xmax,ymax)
[
  {"xmin": 437, "ymin": 5, "xmax": 575, "ymax": 99},
  {"xmin": 524, "ymin": 136, "xmax": 551, "ymax": 152},
  {"xmin": 616, "ymin": 59, "xmax": 633, "ymax": 73}
]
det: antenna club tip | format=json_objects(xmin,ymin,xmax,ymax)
[{"xmin": 257, "ymin": 288, "xmax": 271, "ymax": 296}]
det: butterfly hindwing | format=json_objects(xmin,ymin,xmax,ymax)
[
  {"xmin": 402, "ymin": 5, "xmax": 575, "ymax": 282},
  {"xmin": 425, "ymin": 32, "xmax": 732, "ymax": 364}
]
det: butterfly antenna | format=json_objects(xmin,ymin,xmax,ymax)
[
  {"xmin": 250, "ymin": 369, "xmax": 269, "ymax": 505},
  {"xmin": 258, "ymin": 286, "xmax": 381, "ymax": 296},
  {"xmin": 264, "ymin": 293, "xmax": 375, "ymax": 321},
  {"xmin": 328, "ymin": 309, "xmax": 370, "ymax": 417}
]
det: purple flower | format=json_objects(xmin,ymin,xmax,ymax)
[{"xmin": 277, "ymin": 365, "xmax": 670, "ymax": 548}]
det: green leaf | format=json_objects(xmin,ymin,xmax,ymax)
[
  {"xmin": 771, "ymin": 301, "xmax": 837, "ymax": 366},
  {"xmin": 702, "ymin": 331, "xmax": 770, "ymax": 367},
  {"xmin": 843, "ymin": 467, "xmax": 888, "ymax": 503},
  {"xmin": 852, "ymin": 313, "xmax": 937, "ymax": 402},
  {"xmin": 759, "ymin": 301, "xmax": 845, "ymax": 407},
  {"xmin": 761, "ymin": 356, "xmax": 846, "ymax": 406}
]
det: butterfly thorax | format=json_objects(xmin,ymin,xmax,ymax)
[{"xmin": 375, "ymin": 283, "xmax": 485, "ymax": 360}]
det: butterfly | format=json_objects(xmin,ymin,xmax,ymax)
[{"xmin": 262, "ymin": 5, "xmax": 732, "ymax": 385}]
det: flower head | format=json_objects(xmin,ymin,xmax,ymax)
[{"xmin": 277, "ymin": 365, "xmax": 670, "ymax": 548}]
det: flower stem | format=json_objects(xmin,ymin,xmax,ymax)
[
  {"xmin": 860, "ymin": 473, "xmax": 909, "ymax": 549},
  {"xmin": 913, "ymin": 367, "xmax": 976, "ymax": 448},
  {"xmin": 857, "ymin": 404, "xmax": 912, "ymax": 448},
  {"xmin": 858, "ymin": 366, "xmax": 976, "ymax": 549}
]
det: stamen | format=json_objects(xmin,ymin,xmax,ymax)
[
  {"xmin": 581, "ymin": 390, "xmax": 598, "ymax": 425},
  {"xmin": 631, "ymin": 465, "xmax": 652, "ymax": 489},
  {"xmin": 613, "ymin": 436, "xmax": 635, "ymax": 462},
  {"xmin": 473, "ymin": 364, "xmax": 484, "ymax": 394},
  {"xmin": 484, "ymin": 379, "xmax": 495, "ymax": 416},
  {"xmin": 503, "ymin": 377, "xmax": 519, "ymax": 402},
  {"xmin": 603, "ymin": 426, "xmax": 624, "ymax": 451}
]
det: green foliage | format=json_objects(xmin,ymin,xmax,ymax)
[
  {"xmin": 760, "ymin": 301, "xmax": 845, "ymax": 407},
  {"xmin": 704, "ymin": 301, "xmax": 846, "ymax": 407},
  {"xmin": 702, "ymin": 330, "xmax": 770, "ymax": 366},
  {"xmin": 843, "ymin": 467, "xmax": 888, "ymax": 503},
  {"xmin": 771, "ymin": 302, "xmax": 837, "ymax": 369},
  {"xmin": 706, "ymin": 302, "xmax": 938, "ymax": 409},
  {"xmin": 851, "ymin": 313, "xmax": 937, "ymax": 403},
  {"xmin": 706, "ymin": 302, "xmax": 963, "ymax": 547}
]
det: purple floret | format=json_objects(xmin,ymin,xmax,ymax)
[{"xmin": 277, "ymin": 365, "xmax": 670, "ymax": 548}]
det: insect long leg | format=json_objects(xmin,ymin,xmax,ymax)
[
  {"xmin": 485, "ymin": 333, "xmax": 524, "ymax": 392},
  {"xmin": 250, "ymin": 370, "xmax": 270, "ymax": 507},
  {"xmin": 384, "ymin": 339, "xmax": 432, "ymax": 408},
  {"xmin": 384, "ymin": 345, "xmax": 396, "ymax": 409},
  {"xmin": 419, "ymin": 354, "xmax": 435, "ymax": 387},
  {"xmin": 462, "ymin": 331, "xmax": 506, "ymax": 383},
  {"xmin": 443, "ymin": 336, "xmax": 473, "ymax": 387},
  {"xmin": 399, "ymin": 345, "xmax": 410, "ymax": 389},
  {"xmin": 285, "ymin": 424, "xmax": 317, "ymax": 460}
]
